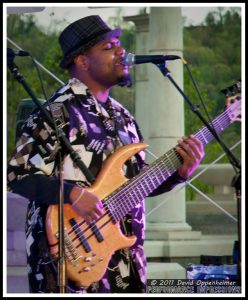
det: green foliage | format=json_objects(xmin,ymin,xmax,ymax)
[
  {"xmin": 109, "ymin": 8, "xmax": 136, "ymax": 115},
  {"xmin": 183, "ymin": 8, "xmax": 241, "ymax": 165},
  {"xmin": 7, "ymin": 14, "xmax": 68, "ymax": 158},
  {"xmin": 6, "ymin": 8, "xmax": 241, "ymax": 170},
  {"xmin": 186, "ymin": 179, "xmax": 214, "ymax": 201},
  {"xmin": 183, "ymin": 8, "xmax": 241, "ymax": 201}
]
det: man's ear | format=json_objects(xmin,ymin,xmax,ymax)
[{"xmin": 74, "ymin": 55, "xmax": 89, "ymax": 70}]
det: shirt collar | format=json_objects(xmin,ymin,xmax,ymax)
[{"xmin": 68, "ymin": 78, "xmax": 88, "ymax": 95}]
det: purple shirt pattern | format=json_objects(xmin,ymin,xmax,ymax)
[
  {"xmin": 7, "ymin": 78, "xmax": 185, "ymax": 293},
  {"xmin": 7, "ymin": 78, "xmax": 148, "ymax": 293}
]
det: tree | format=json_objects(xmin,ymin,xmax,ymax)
[
  {"xmin": 183, "ymin": 8, "xmax": 241, "ymax": 165},
  {"xmin": 6, "ymin": 8, "xmax": 241, "ymax": 167},
  {"xmin": 7, "ymin": 14, "xmax": 68, "ymax": 158}
]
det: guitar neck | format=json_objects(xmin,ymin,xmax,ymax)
[{"xmin": 105, "ymin": 107, "xmax": 234, "ymax": 222}]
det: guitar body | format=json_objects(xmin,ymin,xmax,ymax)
[{"xmin": 46, "ymin": 142, "xmax": 148, "ymax": 287}]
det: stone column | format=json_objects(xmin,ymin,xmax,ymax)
[
  {"xmin": 124, "ymin": 14, "xmax": 150, "ymax": 141},
  {"xmin": 125, "ymin": 8, "xmax": 199, "ymax": 240}
]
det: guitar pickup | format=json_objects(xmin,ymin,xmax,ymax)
[
  {"xmin": 89, "ymin": 221, "xmax": 104, "ymax": 243},
  {"xmin": 69, "ymin": 218, "xmax": 92, "ymax": 253}
]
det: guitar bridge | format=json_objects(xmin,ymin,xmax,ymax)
[{"xmin": 55, "ymin": 231, "xmax": 82, "ymax": 266}]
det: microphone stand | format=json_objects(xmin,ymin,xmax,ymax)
[
  {"xmin": 231, "ymin": 171, "xmax": 241, "ymax": 285},
  {"xmin": 7, "ymin": 57, "xmax": 96, "ymax": 293},
  {"xmin": 155, "ymin": 63, "xmax": 241, "ymax": 283}
]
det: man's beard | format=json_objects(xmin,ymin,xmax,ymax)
[{"xmin": 117, "ymin": 73, "xmax": 133, "ymax": 88}]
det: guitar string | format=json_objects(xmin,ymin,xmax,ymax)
[
  {"xmin": 102, "ymin": 106, "xmax": 233, "ymax": 215},
  {"xmin": 66, "ymin": 107, "xmax": 234, "ymax": 250},
  {"xmin": 65, "ymin": 107, "xmax": 234, "ymax": 248},
  {"xmin": 86, "ymin": 100, "xmax": 239, "ymax": 221},
  {"xmin": 108, "ymin": 100, "xmax": 240, "ymax": 219},
  {"xmin": 94, "ymin": 104, "xmax": 236, "ymax": 218},
  {"xmin": 67, "ymin": 145, "xmax": 182, "ymax": 236},
  {"xmin": 63, "ymin": 103, "xmax": 238, "ymax": 251},
  {"xmin": 67, "ymin": 126, "xmax": 224, "ymax": 247},
  {"xmin": 60, "ymin": 123, "xmax": 237, "ymax": 257}
]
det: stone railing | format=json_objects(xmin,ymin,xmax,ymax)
[
  {"xmin": 192, "ymin": 163, "xmax": 237, "ymax": 200},
  {"xmin": 7, "ymin": 192, "xmax": 29, "ymax": 293},
  {"xmin": 186, "ymin": 163, "xmax": 239, "ymax": 235}
]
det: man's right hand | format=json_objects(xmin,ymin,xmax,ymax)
[{"xmin": 70, "ymin": 187, "xmax": 104, "ymax": 224}]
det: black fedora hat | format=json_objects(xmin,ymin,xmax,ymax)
[{"xmin": 59, "ymin": 15, "xmax": 121, "ymax": 69}]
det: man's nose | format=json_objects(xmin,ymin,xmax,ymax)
[{"xmin": 116, "ymin": 46, "xmax": 126, "ymax": 57}]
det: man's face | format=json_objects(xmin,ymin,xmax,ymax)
[{"xmin": 84, "ymin": 37, "xmax": 131, "ymax": 87}]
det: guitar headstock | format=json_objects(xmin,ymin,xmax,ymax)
[{"xmin": 221, "ymin": 81, "xmax": 241, "ymax": 122}]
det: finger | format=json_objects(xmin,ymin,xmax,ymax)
[
  {"xmin": 183, "ymin": 138, "xmax": 202, "ymax": 159},
  {"xmin": 84, "ymin": 215, "xmax": 92, "ymax": 225},
  {"xmin": 94, "ymin": 205, "xmax": 104, "ymax": 217},
  {"xmin": 175, "ymin": 145, "xmax": 191, "ymax": 161},
  {"xmin": 90, "ymin": 211, "xmax": 101, "ymax": 221},
  {"xmin": 97, "ymin": 200, "xmax": 104, "ymax": 209},
  {"xmin": 187, "ymin": 136, "xmax": 204, "ymax": 159},
  {"xmin": 180, "ymin": 136, "xmax": 203, "ymax": 159},
  {"xmin": 189, "ymin": 135, "xmax": 204, "ymax": 152},
  {"xmin": 177, "ymin": 139, "xmax": 194, "ymax": 158}
]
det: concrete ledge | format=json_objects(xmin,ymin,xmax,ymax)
[
  {"xmin": 7, "ymin": 250, "xmax": 27, "ymax": 266},
  {"xmin": 146, "ymin": 229, "xmax": 202, "ymax": 241},
  {"xmin": 145, "ymin": 222, "xmax": 202, "ymax": 240},
  {"xmin": 186, "ymin": 200, "xmax": 238, "ymax": 235},
  {"xmin": 187, "ymin": 200, "xmax": 237, "ymax": 214},
  {"xmin": 147, "ymin": 262, "xmax": 186, "ymax": 279},
  {"xmin": 144, "ymin": 235, "xmax": 237, "ymax": 258},
  {"xmin": 7, "ymin": 277, "xmax": 29, "ymax": 294},
  {"xmin": 146, "ymin": 222, "xmax": 192, "ymax": 232},
  {"xmin": 7, "ymin": 231, "xmax": 26, "ymax": 250},
  {"xmin": 194, "ymin": 164, "xmax": 236, "ymax": 186},
  {"xmin": 7, "ymin": 267, "xmax": 29, "ymax": 293},
  {"xmin": 144, "ymin": 241, "xmax": 166, "ymax": 257},
  {"xmin": 7, "ymin": 192, "xmax": 28, "ymax": 231},
  {"xmin": 7, "ymin": 266, "xmax": 27, "ymax": 276}
]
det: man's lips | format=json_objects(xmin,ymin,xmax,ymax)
[
  {"xmin": 115, "ymin": 61, "xmax": 128, "ymax": 69},
  {"xmin": 115, "ymin": 60, "xmax": 127, "ymax": 66}
]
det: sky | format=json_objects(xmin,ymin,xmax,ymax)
[{"xmin": 5, "ymin": 3, "xmax": 243, "ymax": 31}]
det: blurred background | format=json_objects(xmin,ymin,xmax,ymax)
[{"xmin": 4, "ymin": 4, "xmax": 243, "ymax": 294}]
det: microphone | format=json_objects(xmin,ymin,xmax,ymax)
[
  {"xmin": 7, "ymin": 48, "xmax": 30, "ymax": 58},
  {"xmin": 124, "ymin": 52, "xmax": 181, "ymax": 67}
]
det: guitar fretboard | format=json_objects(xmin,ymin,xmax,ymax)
[{"xmin": 104, "ymin": 107, "xmax": 234, "ymax": 222}]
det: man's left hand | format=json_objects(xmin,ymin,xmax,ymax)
[{"xmin": 175, "ymin": 134, "xmax": 204, "ymax": 179}]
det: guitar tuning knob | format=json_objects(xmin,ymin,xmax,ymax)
[{"xmin": 83, "ymin": 267, "xmax": 91, "ymax": 272}]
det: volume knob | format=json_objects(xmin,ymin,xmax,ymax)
[{"xmin": 85, "ymin": 257, "xmax": 92, "ymax": 262}]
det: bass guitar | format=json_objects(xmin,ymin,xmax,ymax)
[{"xmin": 46, "ymin": 83, "xmax": 241, "ymax": 287}]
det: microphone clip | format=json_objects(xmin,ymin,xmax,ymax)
[{"xmin": 155, "ymin": 63, "xmax": 171, "ymax": 77}]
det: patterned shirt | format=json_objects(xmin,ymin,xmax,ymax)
[{"xmin": 7, "ymin": 78, "xmax": 185, "ymax": 293}]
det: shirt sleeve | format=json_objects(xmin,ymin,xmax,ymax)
[
  {"xmin": 7, "ymin": 96, "xmax": 73, "ymax": 205},
  {"xmin": 148, "ymin": 171, "xmax": 187, "ymax": 197},
  {"xmin": 8, "ymin": 174, "xmax": 75, "ymax": 205}
]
